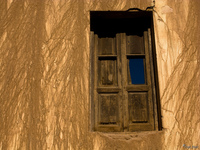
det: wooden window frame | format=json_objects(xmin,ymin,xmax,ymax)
[{"xmin": 90, "ymin": 11, "xmax": 161, "ymax": 132}]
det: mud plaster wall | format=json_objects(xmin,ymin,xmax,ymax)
[{"xmin": 0, "ymin": 0, "xmax": 199, "ymax": 150}]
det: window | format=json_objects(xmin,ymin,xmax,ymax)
[{"xmin": 90, "ymin": 11, "xmax": 161, "ymax": 132}]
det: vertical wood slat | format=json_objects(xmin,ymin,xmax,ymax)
[
  {"xmin": 143, "ymin": 30, "xmax": 154, "ymax": 129},
  {"xmin": 121, "ymin": 33, "xmax": 128, "ymax": 131},
  {"xmin": 127, "ymin": 59, "xmax": 132, "ymax": 85},
  {"xmin": 108, "ymin": 60, "xmax": 115, "ymax": 85},
  {"xmin": 116, "ymin": 33, "xmax": 123, "ymax": 131},
  {"xmin": 143, "ymin": 57, "xmax": 147, "ymax": 85},
  {"xmin": 94, "ymin": 34, "xmax": 98, "ymax": 130},
  {"xmin": 100, "ymin": 60, "xmax": 106, "ymax": 85},
  {"xmin": 90, "ymin": 32, "xmax": 95, "ymax": 131},
  {"xmin": 148, "ymin": 28, "xmax": 158, "ymax": 130}
]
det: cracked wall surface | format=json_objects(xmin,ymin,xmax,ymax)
[
  {"xmin": 0, "ymin": 0, "xmax": 199, "ymax": 150},
  {"xmin": 154, "ymin": 0, "xmax": 200, "ymax": 149}
]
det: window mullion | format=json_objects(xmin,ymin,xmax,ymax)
[
  {"xmin": 120, "ymin": 33, "xmax": 128, "ymax": 131},
  {"xmin": 116, "ymin": 33, "xmax": 123, "ymax": 131}
]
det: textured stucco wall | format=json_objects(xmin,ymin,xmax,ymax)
[
  {"xmin": 154, "ymin": 0, "xmax": 200, "ymax": 149},
  {"xmin": 0, "ymin": 0, "xmax": 199, "ymax": 150}
]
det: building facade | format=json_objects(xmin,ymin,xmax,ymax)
[{"xmin": 0, "ymin": 0, "xmax": 199, "ymax": 149}]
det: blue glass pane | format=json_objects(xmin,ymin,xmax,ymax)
[{"xmin": 129, "ymin": 58, "xmax": 145, "ymax": 84}]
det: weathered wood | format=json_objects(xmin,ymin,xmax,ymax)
[
  {"xmin": 98, "ymin": 55, "xmax": 117, "ymax": 58},
  {"xmin": 126, "ymin": 35, "xmax": 144, "ymax": 54},
  {"xmin": 99, "ymin": 94, "xmax": 118, "ymax": 124},
  {"xmin": 125, "ymin": 31, "xmax": 154, "ymax": 131},
  {"xmin": 97, "ymin": 87, "xmax": 121, "ymax": 93},
  {"xmin": 126, "ymin": 85, "xmax": 149, "ymax": 91},
  {"xmin": 128, "ymin": 93, "xmax": 148, "ymax": 123},
  {"xmin": 93, "ymin": 28, "xmax": 158, "ymax": 132},
  {"xmin": 143, "ymin": 30, "xmax": 154, "ymax": 129},
  {"xmin": 144, "ymin": 31, "xmax": 151, "ymax": 86},
  {"xmin": 121, "ymin": 33, "xmax": 128, "ymax": 131},
  {"xmin": 148, "ymin": 28, "xmax": 158, "ymax": 130},
  {"xmin": 90, "ymin": 31, "xmax": 95, "ymax": 131},
  {"xmin": 128, "ymin": 123, "xmax": 154, "ymax": 131},
  {"xmin": 94, "ymin": 34, "xmax": 99, "ymax": 131},
  {"xmin": 126, "ymin": 54, "xmax": 145, "ymax": 57},
  {"xmin": 98, "ymin": 37, "xmax": 116, "ymax": 55},
  {"xmin": 116, "ymin": 33, "xmax": 123, "ymax": 132},
  {"xmin": 98, "ymin": 59, "xmax": 117, "ymax": 86},
  {"xmin": 127, "ymin": 58, "xmax": 132, "ymax": 84},
  {"xmin": 95, "ymin": 34, "xmax": 122, "ymax": 132}
]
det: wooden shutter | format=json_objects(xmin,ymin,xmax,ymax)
[
  {"xmin": 92, "ymin": 32, "xmax": 123, "ymax": 132},
  {"xmin": 91, "ymin": 29, "xmax": 157, "ymax": 132},
  {"xmin": 123, "ymin": 29, "xmax": 155, "ymax": 131}
]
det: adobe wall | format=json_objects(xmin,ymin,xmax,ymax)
[
  {"xmin": 0, "ymin": 0, "xmax": 199, "ymax": 149},
  {"xmin": 154, "ymin": 0, "xmax": 200, "ymax": 149}
]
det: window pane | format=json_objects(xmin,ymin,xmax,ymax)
[{"xmin": 128, "ymin": 58, "xmax": 145, "ymax": 84}]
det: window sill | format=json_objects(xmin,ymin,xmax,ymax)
[{"xmin": 93, "ymin": 130, "xmax": 163, "ymax": 141}]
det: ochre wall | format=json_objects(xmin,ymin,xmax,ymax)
[
  {"xmin": 154, "ymin": 0, "xmax": 200, "ymax": 149},
  {"xmin": 0, "ymin": 0, "xmax": 199, "ymax": 150}
]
